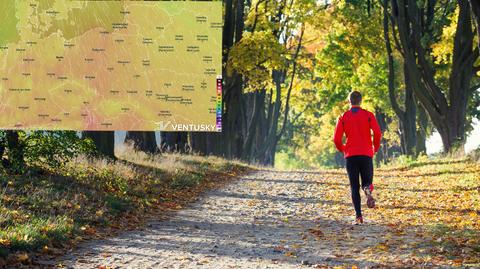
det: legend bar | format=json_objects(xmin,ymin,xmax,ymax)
[{"xmin": 216, "ymin": 76, "xmax": 222, "ymax": 132}]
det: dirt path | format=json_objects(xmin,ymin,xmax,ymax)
[{"xmin": 55, "ymin": 169, "xmax": 431, "ymax": 268}]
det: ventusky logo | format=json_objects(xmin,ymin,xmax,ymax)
[
  {"xmin": 156, "ymin": 121, "xmax": 217, "ymax": 131},
  {"xmin": 156, "ymin": 121, "xmax": 172, "ymax": 130}
]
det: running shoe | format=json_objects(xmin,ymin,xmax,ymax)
[
  {"xmin": 353, "ymin": 216, "xmax": 363, "ymax": 225},
  {"xmin": 363, "ymin": 184, "xmax": 375, "ymax": 208}
]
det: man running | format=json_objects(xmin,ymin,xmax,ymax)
[{"xmin": 333, "ymin": 91, "xmax": 382, "ymax": 225}]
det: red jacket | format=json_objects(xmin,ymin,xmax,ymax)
[{"xmin": 333, "ymin": 106, "xmax": 382, "ymax": 158}]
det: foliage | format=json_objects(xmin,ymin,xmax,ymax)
[
  {"xmin": 23, "ymin": 131, "xmax": 95, "ymax": 169},
  {"xmin": 229, "ymin": 30, "xmax": 286, "ymax": 91},
  {"xmin": 278, "ymin": 2, "xmax": 399, "ymax": 167},
  {"xmin": 275, "ymin": 151, "xmax": 310, "ymax": 170},
  {"xmin": 0, "ymin": 131, "xmax": 95, "ymax": 172}
]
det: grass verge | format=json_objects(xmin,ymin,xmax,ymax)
[
  {"xmin": 317, "ymin": 156, "xmax": 479, "ymax": 267},
  {"xmin": 0, "ymin": 149, "xmax": 251, "ymax": 266}
]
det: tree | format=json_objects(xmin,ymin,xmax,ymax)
[
  {"xmin": 124, "ymin": 131, "xmax": 158, "ymax": 154},
  {"xmin": 190, "ymin": 0, "xmax": 317, "ymax": 165},
  {"xmin": 4, "ymin": 131, "xmax": 25, "ymax": 173},
  {"xmin": 416, "ymin": 103, "xmax": 429, "ymax": 155},
  {"xmin": 189, "ymin": 0, "xmax": 246, "ymax": 160},
  {"xmin": 383, "ymin": 0, "xmax": 417, "ymax": 155},
  {"xmin": 82, "ymin": 131, "xmax": 115, "ymax": 159},
  {"xmin": 160, "ymin": 132, "xmax": 189, "ymax": 153},
  {"xmin": 387, "ymin": 0, "xmax": 478, "ymax": 152},
  {"xmin": 229, "ymin": 0, "xmax": 319, "ymax": 165}
]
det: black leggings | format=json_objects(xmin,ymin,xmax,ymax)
[{"xmin": 346, "ymin": 155, "xmax": 373, "ymax": 217}]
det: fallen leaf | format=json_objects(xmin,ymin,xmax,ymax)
[
  {"xmin": 16, "ymin": 253, "xmax": 29, "ymax": 263},
  {"xmin": 285, "ymin": 251, "xmax": 296, "ymax": 257},
  {"xmin": 308, "ymin": 228, "xmax": 324, "ymax": 239}
]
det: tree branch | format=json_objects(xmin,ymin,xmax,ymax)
[
  {"xmin": 384, "ymin": 0, "xmax": 406, "ymax": 121},
  {"xmin": 277, "ymin": 23, "xmax": 305, "ymax": 141}
]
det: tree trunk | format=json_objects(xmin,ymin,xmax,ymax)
[
  {"xmin": 257, "ymin": 70, "xmax": 283, "ymax": 165},
  {"xmin": 190, "ymin": 132, "xmax": 207, "ymax": 155},
  {"xmin": 202, "ymin": 0, "xmax": 245, "ymax": 160},
  {"xmin": 242, "ymin": 90, "xmax": 265, "ymax": 162},
  {"xmin": 416, "ymin": 103, "xmax": 428, "ymax": 155},
  {"xmin": 255, "ymin": 23, "xmax": 304, "ymax": 166},
  {"xmin": 82, "ymin": 131, "xmax": 115, "ymax": 159},
  {"xmin": 160, "ymin": 132, "xmax": 188, "ymax": 153},
  {"xmin": 375, "ymin": 111, "xmax": 389, "ymax": 164},
  {"xmin": 5, "ymin": 131, "xmax": 25, "ymax": 172},
  {"xmin": 442, "ymin": 0, "xmax": 475, "ymax": 153},
  {"xmin": 390, "ymin": 0, "xmax": 476, "ymax": 153},
  {"xmin": 254, "ymin": 92, "xmax": 268, "ymax": 164},
  {"xmin": 402, "ymin": 68, "xmax": 417, "ymax": 156},
  {"xmin": 124, "ymin": 131, "xmax": 158, "ymax": 154},
  {"xmin": 469, "ymin": 0, "xmax": 480, "ymax": 50},
  {"xmin": 383, "ymin": 3, "xmax": 416, "ymax": 156}
]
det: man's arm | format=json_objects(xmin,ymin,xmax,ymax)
[
  {"xmin": 333, "ymin": 116, "xmax": 345, "ymax": 153},
  {"xmin": 370, "ymin": 113, "xmax": 382, "ymax": 153}
]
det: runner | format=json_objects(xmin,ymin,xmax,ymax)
[{"xmin": 333, "ymin": 91, "xmax": 382, "ymax": 225}]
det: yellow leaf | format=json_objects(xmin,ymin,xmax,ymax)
[
  {"xmin": 285, "ymin": 251, "xmax": 296, "ymax": 257},
  {"xmin": 376, "ymin": 243, "xmax": 389, "ymax": 251},
  {"xmin": 16, "ymin": 253, "xmax": 29, "ymax": 262}
]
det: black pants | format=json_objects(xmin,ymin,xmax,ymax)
[{"xmin": 346, "ymin": 155, "xmax": 373, "ymax": 218}]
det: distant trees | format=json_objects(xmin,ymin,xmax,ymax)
[
  {"xmin": 185, "ymin": 0, "xmax": 314, "ymax": 165},
  {"xmin": 275, "ymin": 0, "xmax": 478, "ymax": 167}
]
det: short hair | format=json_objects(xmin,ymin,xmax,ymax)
[{"xmin": 349, "ymin": 91, "xmax": 362, "ymax": 105}]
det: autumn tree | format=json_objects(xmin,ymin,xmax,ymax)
[
  {"xmin": 386, "ymin": 0, "xmax": 479, "ymax": 153},
  {"xmin": 383, "ymin": 0, "xmax": 417, "ymax": 156}
]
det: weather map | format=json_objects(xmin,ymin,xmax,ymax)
[{"xmin": 0, "ymin": 1, "xmax": 222, "ymax": 131}]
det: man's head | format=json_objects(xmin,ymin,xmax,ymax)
[{"xmin": 349, "ymin": 91, "xmax": 362, "ymax": 106}]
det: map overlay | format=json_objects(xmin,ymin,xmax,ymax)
[{"xmin": 0, "ymin": 1, "xmax": 222, "ymax": 131}]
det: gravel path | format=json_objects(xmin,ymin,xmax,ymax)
[{"xmin": 55, "ymin": 169, "xmax": 406, "ymax": 268}]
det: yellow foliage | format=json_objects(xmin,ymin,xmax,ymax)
[
  {"xmin": 228, "ymin": 31, "xmax": 286, "ymax": 91},
  {"xmin": 432, "ymin": 8, "xmax": 458, "ymax": 65}
]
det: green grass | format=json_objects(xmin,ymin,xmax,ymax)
[
  {"xmin": 275, "ymin": 151, "xmax": 311, "ymax": 170},
  {"xmin": 0, "ymin": 150, "xmax": 249, "ymax": 257}
]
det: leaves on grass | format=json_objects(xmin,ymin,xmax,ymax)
[
  {"xmin": 0, "ymin": 153, "xmax": 249, "ymax": 266},
  {"xmin": 309, "ymin": 159, "xmax": 480, "ymax": 266}
]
